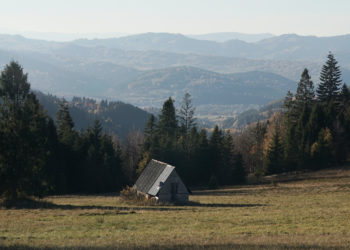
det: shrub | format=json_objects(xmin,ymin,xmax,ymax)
[{"xmin": 120, "ymin": 186, "xmax": 158, "ymax": 205}]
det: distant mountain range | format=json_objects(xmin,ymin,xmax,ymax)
[
  {"xmin": 1, "ymin": 32, "xmax": 350, "ymax": 122},
  {"xmin": 71, "ymin": 33, "xmax": 350, "ymax": 65},
  {"xmin": 188, "ymin": 32, "xmax": 275, "ymax": 43}
]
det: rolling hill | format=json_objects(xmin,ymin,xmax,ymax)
[{"xmin": 35, "ymin": 91, "xmax": 150, "ymax": 139}]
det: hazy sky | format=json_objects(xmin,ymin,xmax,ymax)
[{"xmin": 1, "ymin": 0, "xmax": 350, "ymax": 36}]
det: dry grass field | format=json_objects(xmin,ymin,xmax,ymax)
[{"xmin": 1, "ymin": 167, "xmax": 350, "ymax": 249}]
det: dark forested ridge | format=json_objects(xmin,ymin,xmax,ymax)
[{"xmin": 35, "ymin": 91, "xmax": 150, "ymax": 139}]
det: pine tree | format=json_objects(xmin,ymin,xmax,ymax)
[
  {"xmin": 209, "ymin": 125, "xmax": 223, "ymax": 182},
  {"xmin": 0, "ymin": 61, "xmax": 50, "ymax": 199},
  {"xmin": 158, "ymin": 97, "xmax": 178, "ymax": 138},
  {"xmin": 144, "ymin": 114, "xmax": 156, "ymax": 138},
  {"xmin": 220, "ymin": 132, "xmax": 235, "ymax": 184},
  {"xmin": 317, "ymin": 52, "xmax": 342, "ymax": 103},
  {"xmin": 282, "ymin": 91, "xmax": 297, "ymax": 125},
  {"xmin": 56, "ymin": 101, "xmax": 75, "ymax": 145},
  {"xmin": 295, "ymin": 68, "xmax": 315, "ymax": 108},
  {"xmin": 264, "ymin": 129, "xmax": 284, "ymax": 175},
  {"xmin": 283, "ymin": 125, "xmax": 295, "ymax": 171},
  {"xmin": 195, "ymin": 129, "xmax": 211, "ymax": 184},
  {"xmin": 143, "ymin": 114, "xmax": 156, "ymax": 152},
  {"xmin": 179, "ymin": 93, "xmax": 196, "ymax": 136},
  {"xmin": 339, "ymin": 83, "xmax": 350, "ymax": 109}
]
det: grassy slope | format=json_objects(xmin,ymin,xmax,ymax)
[{"xmin": 1, "ymin": 167, "xmax": 350, "ymax": 249}]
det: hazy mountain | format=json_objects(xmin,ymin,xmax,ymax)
[
  {"xmin": 2, "ymin": 33, "xmax": 350, "ymax": 66},
  {"xmin": 49, "ymin": 44, "xmax": 322, "ymax": 81},
  {"xmin": 1, "ymin": 32, "xmax": 350, "ymax": 120},
  {"xmin": 1, "ymin": 33, "xmax": 349, "ymax": 82},
  {"xmin": 17, "ymin": 31, "xmax": 129, "ymax": 42},
  {"xmin": 108, "ymin": 66, "xmax": 296, "ymax": 107},
  {"xmin": 188, "ymin": 32, "xmax": 275, "ymax": 43},
  {"xmin": 0, "ymin": 48, "xmax": 296, "ymax": 110},
  {"xmin": 71, "ymin": 33, "xmax": 350, "ymax": 65}
]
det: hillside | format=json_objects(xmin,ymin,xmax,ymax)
[
  {"xmin": 35, "ymin": 91, "xmax": 150, "ymax": 139},
  {"xmin": 222, "ymin": 99, "xmax": 283, "ymax": 129},
  {"xmin": 119, "ymin": 67, "xmax": 296, "ymax": 107}
]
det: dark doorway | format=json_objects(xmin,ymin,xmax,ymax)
[{"xmin": 171, "ymin": 183, "xmax": 178, "ymax": 201}]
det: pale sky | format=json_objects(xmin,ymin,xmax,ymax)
[{"xmin": 1, "ymin": 0, "xmax": 350, "ymax": 37}]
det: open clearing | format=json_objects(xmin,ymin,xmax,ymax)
[{"xmin": 1, "ymin": 167, "xmax": 350, "ymax": 249}]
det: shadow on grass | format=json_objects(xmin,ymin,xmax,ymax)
[
  {"xmin": 0, "ymin": 244, "xmax": 344, "ymax": 250},
  {"xmin": 178, "ymin": 200, "xmax": 265, "ymax": 208},
  {"xmin": 192, "ymin": 189, "xmax": 257, "ymax": 196},
  {"xmin": 0, "ymin": 198, "xmax": 187, "ymax": 211},
  {"xmin": 0, "ymin": 198, "xmax": 265, "ymax": 211}
]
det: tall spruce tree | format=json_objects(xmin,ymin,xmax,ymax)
[
  {"xmin": 317, "ymin": 52, "xmax": 342, "ymax": 103},
  {"xmin": 158, "ymin": 97, "xmax": 178, "ymax": 138},
  {"xmin": 0, "ymin": 61, "xmax": 50, "ymax": 199},
  {"xmin": 295, "ymin": 68, "xmax": 315, "ymax": 108},
  {"xmin": 179, "ymin": 93, "xmax": 196, "ymax": 136}
]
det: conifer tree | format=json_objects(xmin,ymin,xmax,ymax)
[
  {"xmin": 0, "ymin": 61, "xmax": 50, "ymax": 199},
  {"xmin": 282, "ymin": 90, "xmax": 298, "ymax": 125},
  {"xmin": 340, "ymin": 83, "xmax": 350, "ymax": 108},
  {"xmin": 179, "ymin": 93, "xmax": 196, "ymax": 136},
  {"xmin": 56, "ymin": 101, "xmax": 75, "ymax": 145},
  {"xmin": 317, "ymin": 52, "xmax": 342, "ymax": 103},
  {"xmin": 264, "ymin": 129, "xmax": 284, "ymax": 175},
  {"xmin": 195, "ymin": 129, "xmax": 211, "ymax": 184},
  {"xmin": 283, "ymin": 125, "xmax": 298, "ymax": 172},
  {"xmin": 158, "ymin": 97, "xmax": 178, "ymax": 138},
  {"xmin": 295, "ymin": 68, "xmax": 315, "ymax": 108},
  {"xmin": 208, "ymin": 125, "xmax": 223, "ymax": 181}
]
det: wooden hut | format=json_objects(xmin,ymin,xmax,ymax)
[{"xmin": 133, "ymin": 159, "xmax": 189, "ymax": 202}]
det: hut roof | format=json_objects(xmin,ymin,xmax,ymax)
[{"xmin": 134, "ymin": 159, "xmax": 175, "ymax": 196}]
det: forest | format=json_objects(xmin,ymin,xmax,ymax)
[{"xmin": 0, "ymin": 52, "xmax": 350, "ymax": 200}]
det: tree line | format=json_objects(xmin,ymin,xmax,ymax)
[{"xmin": 233, "ymin": 53, "xmax": 350, "ymax": 177}]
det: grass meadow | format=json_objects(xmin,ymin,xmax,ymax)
[{"xmin": 1, "ymin": 167, "xmax": 350, "ymax": 249}]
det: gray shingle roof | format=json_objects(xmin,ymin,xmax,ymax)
[{"xmin": 134, "ymin": 159, "xmax": 175, "ymax": 195}]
